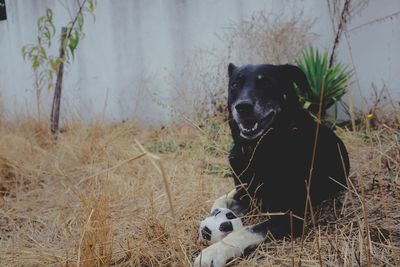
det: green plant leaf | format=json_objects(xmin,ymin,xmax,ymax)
[
  {"xmin": 69, "ymin": 32, "xmax": 79, "ymax": 51},
  {"xmin": 68, "ymin": 31, "xmax": 80, "ymax": 59},
  {"xmin": 77, "ymin": 12, "xmax": 84, "ymax": 31},
  {"xmin": 88, "ymin": 0, "xmax": 95, "ymax": 12},
  {"xmin": 303, "ymin": 101, "xmax": 312, "ymax": 109},
  {"xmin": 295, "ymin": 47, "xmax": 352, "ymax": 119},
  {"xmin": 46, "ymin": 8, "xmax": 52, "ymax": 21},
  {"xmin": 40, "ymin": 47, "xmax": 47, "ymax": 59},
  {"xmin": 50, "ymin": 57, "xmax": 60, "ymax": 72},
  {"xmin": 32, "ymin": 55, "xmax": 40, "ymax": 70}
]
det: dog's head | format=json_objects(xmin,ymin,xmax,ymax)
[{"xmin": 227, "ymin": 63, "xmax": 310, "ymax": 140}]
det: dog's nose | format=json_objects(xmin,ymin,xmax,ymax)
[{"xmin": 235, "ymin": 101, "xmax": 253, "ymax": 115}]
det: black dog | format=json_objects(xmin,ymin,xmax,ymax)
[{"xmin": 194, "ymin": 63, "xmax": 349, "ymax": 267}]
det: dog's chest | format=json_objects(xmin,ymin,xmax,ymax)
[
  {"xmin": 244, "ymin": 134, "xmax": 293, "ymax": 168},
  {"xmin": 232, "ymin": 131, "xmax": 310, "ymax": 188}
]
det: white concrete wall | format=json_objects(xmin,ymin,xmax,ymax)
[{"xmin": 0, "ymin": 0, "xmax": 399, "ymax": 123}]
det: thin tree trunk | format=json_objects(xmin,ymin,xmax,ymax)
[{"xmin": 50, "ymin": 27, "xmax": 67, "ymax": 135}]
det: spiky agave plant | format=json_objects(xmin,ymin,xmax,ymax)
[{"xmin": 295, "ymin": 47, "xmax": 352, "ymax": 119}]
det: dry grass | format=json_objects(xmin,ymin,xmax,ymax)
[{"xmin": 0, "ymin": 116, "xmax": 399, "ymax": 266}]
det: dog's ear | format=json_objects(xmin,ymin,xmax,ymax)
[
  {"xmin": 228, "ymin": 63, "xmax": 237, "ymax": 78},
  {"xmin": 278, "ymin": 64, "xmax": 310, "ymax": 94}
]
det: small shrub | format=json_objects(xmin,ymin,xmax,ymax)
[{"xmin": 295, "ymin": 47, "xmax": 352, "ymax": 119}]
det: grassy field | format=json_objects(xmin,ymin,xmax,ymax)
[{"xmin": 0, "ymin": 117, "xmax": 399, "ymax": 266}]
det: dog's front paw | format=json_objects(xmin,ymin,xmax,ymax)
[
  {"xmin": 199, "ymin": 208, "xmax": 243, "ymax": 244},
  {"xmin": 194, "ymin": 227, "xmax": 265, "ymax": 267},
  {"xmin": 193, "ymin": 242, "xmax": 233, "ymax": 267}
]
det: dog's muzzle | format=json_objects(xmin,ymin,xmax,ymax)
[{"xmin": 233, "ymin": 101, "xmax": 280, "ymax": 140}]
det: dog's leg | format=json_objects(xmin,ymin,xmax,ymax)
[
  {"xmin": 193, "ymin": 223, "xmax": 265, "ymax": 267},
  {"xmin": 194, "ymin": 216, "xmax": 301, "ymax": 267},
  {"xmin": 211, "ymin": 186, "xmax": 250, "ymax": 216},
  {"xmin": 210, "ymin": 188, "xmax": 238, "ymax": 211}
]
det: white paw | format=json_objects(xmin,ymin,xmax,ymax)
[
  {"xmin": 193, "ymin": 242, "xmax": 232, "ymax": 267},
  {"xmin": 198, "ymin": 208, "xmax": 243, "ymax": 244}
]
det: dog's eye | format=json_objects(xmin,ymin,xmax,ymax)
[{"xmin": 230, "ymin": 82, "xmax": 239, "ymax": 90}]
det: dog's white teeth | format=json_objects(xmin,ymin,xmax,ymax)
[{"xmin": 240, "ymin": 122, "xmax": 258, "ymax": 134}]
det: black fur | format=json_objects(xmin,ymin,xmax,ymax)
[
  {"xmin": 225, "ymin": 212, "xmax": 236, "ymax": 219},
  {"xmin": 227, "ymin": 63, "xmax": 350, "ymax": 238},
  {"xmin": 219, "ymin": 221, "xmax": 234, "ymax": 232},
  {"xmin": 201, "ymin": 226, "xmax": 212, "ymax": 241}
]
